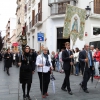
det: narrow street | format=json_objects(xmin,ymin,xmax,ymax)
[{"xmin": 0, "ymin": 60, "xmax": 100, "ymax": 100}]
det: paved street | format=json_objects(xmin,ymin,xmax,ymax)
[{"xmin": 0, "ymin": 60, "xmax": 100, "ymax": 100}]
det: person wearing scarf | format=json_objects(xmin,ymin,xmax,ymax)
[
  {"xmin": 18, "ymin": 46, "xmax": 34, "ymax": 100},
  {"xmin": 36, "ymin": 47, "xmax": 53, "ymax": 98}
]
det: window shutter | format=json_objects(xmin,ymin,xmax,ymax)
[
  {"xmin": 32, "ymin": 10, "xmax": 35, "ymax": 26},
  {"xmin": 94, "ymin": 0, "xmax": 100, "ymax": 14}
]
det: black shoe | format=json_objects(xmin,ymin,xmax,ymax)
[
  {"xmin": 61, "ymin": 87, "xmax": 67, "ymax": 91},
  {"xmin": 26, "ymin": 95, "xmax": 31, "ymax": 100},
  {"xmin": 79, "ymin": 83, "xmax": 84, "ymax": 90},
  {"xmin": 68, "ymin": 91, "xmax": 73, "ymax": 95},
  {"xmin": 84, "ymin": 90, "xmax": 89, "ymax": 93},
  {"xmin": 23, "ymin": 95, "xmax": 26, "ymax": 100}
]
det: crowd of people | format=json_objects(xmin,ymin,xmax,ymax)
[
  {"xmin": 50, "ymin": 45, "xmax": 100, "ymax": 78},
  {"xmin": 0, "ymin": 43, "xmax": 100, "ymax": 99}
]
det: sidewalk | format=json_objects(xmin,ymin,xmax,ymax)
[{"xmin": 0, "ymin": 61, "xmax": 100, "ymax": 100}]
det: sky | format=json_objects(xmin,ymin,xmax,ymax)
[{"xmin": 0, "ymin": 0, "xmax": 17, "ymax": 37}]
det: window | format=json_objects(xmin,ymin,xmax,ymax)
[
  {"xmin": 94, "ymin": 0, "xmax": 100, "ymax": 14},
  {"xmin": 93, "ymin": 27, "xmax": 100, "ymax": 35}
]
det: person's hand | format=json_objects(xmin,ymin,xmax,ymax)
[
  {"xmin": 50, "ymin": 66, "xmax": 54, "ymax": 70},
  {"xmin": 32, "ymin": 71, "xmax": 35, "ymax": 74},
  {"xmin": 69, "ymin": 55, "xmax": 73, "ymax": 58},
  {"xmin": 18, "ymin": 63, "xmax": 21, "ymax": 66},
  {"xmin": 84, "ymin": 58, "xmax": 88, "ymax": 62},
  {"xmin": 7, "ymin": 57, "xmax": 9, "ymax": 58},
  {"xmin": 39, "ymin": 64, "xmax": 44, "ymax": 67},
  {"xmin": 92, "ymin": 67, "xmax": 94, "ymax": 70},
  {"xmin": 70, "ymin": 62, "xmax": 73, "ymax": 66}
]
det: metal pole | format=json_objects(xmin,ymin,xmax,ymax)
[
  {"xmin": 42, "ymin": 51, "xmax": 43, "ymax": 100},
  {"xmin": 18, "ymin": 50, "xmax": 21, "ymax": 100}
]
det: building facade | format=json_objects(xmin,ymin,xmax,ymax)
[
  {"xmin": 25, "ymin": 0, "xmax": 100, "ymax": 53},
  {"xmin": 16, "ymin": 0, "xmax": 25, "ymax": 42},
  {"xmin": 5, "ymin": 18, "xmax": 16, "ymax": 49}
]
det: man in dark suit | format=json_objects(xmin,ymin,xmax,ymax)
[
  {"xmin": 61, "ymin": 42, "xmax": 73, "ymax": 95},
  {"xmin": 32, "ymin": 49, "xmax": 37, "ymax": 71},
  {"xmin": 79, "ymin": 44, "xmax": 94, "ymax": 93}
]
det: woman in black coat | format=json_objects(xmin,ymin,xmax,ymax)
[
  {"xmin": 4, "ymin": 49, "xmax": 13, "ymax": 75},
  {"xmin": 18, "ymin": 46, "xmax": 34, "ymax": 100}
]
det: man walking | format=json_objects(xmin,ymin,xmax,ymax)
[
  {"xmin": 79, "ymin": 44, "xmax": 94, "ymax": 93},
  {"xmin": 61, "ymin": 42, "xmax": 73, "ymax": 95}
]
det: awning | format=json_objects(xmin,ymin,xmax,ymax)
[{"xmin": 12, "ymin": 42, "xmax": 19, "ymax": 46}]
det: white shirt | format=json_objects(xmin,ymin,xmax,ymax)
[
  {"xmin": 36, "ymin": 54, "xmax": 52, "ymax": 73},
  {"xmin": 91, "ymin": 49, "xmax": 96, "ymax": 56},
  {"xmin": 13, "ymin": 54, "xmax": 16, "ymax": 60},
  {"xmin": 74, "ymin": 52, "xmax": 79, "ymax": 62}
]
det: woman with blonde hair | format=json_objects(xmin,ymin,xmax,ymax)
[{"xmin": 36, "ymin": 47, "xmax": 53, "ymax": 98}]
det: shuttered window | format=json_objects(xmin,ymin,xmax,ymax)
[
  {"xmin": 32, "ymin": 10, "xmax": 35, "ymax": 26},
  {"xmin": 94, "ymin": 0, "xmax": 100, "ymax": 14}
]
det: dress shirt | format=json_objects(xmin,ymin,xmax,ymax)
[{"xmin": 88, "ymin": 51, "xmax": 92, "ymax": 66}]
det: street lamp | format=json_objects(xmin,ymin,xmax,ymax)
[{"xmin": 85, "ymin": 6, "xmax": 91, "ymax": 20}]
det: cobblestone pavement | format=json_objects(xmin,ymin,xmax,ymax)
[{"xmin": 0, "ymin": 60, "xmax": 100, "ymax": 100}]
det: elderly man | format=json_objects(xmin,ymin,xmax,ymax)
[
  {"xmin": 79, "ymin": 44, "xmax": 94, "ymax": 93},
  {"xmin": 90, "ymin": 45, "xmax": 96, "ymax": 57}
]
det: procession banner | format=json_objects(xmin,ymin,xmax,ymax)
[{"xmin": 63, "ymin": 4, "xmax": 86, "ymax": 45}]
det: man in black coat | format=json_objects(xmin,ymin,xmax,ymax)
[
  {"xmin": 79, "ymin": 44, "xmax": 94, "ymax": 93},
  {"xmin": 16, "ymin": 51, "xmax": 20, "ymax": 67},
  {"xmin": 61, "ymin": 42, "xmax": 73, "ymax": 95},
  {"xmin": 31, "ymin": 49, "xmax": 37, "ymax": 71}
]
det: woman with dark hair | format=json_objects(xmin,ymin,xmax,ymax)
[
  {"xmin": 18, "ymin": 46, "xmax": 34, "ymax": 100},
  {"xmin": 4, "ymin": 49, "xmax": 13, "ymax": 75},
  {"xmin": 74, "ymin": 47, "xmax": 80, "ymax": 76}
]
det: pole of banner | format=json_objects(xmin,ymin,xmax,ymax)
[
  {"xmin": 18, "ymin": 49, "xmax": 22, "ymax": 100},
  {"xmin": 41, "ymin": 45, "xmax": 43, "ymax": 100},
  {"xmin": 70, "ymin": 38, "xmax": 74, "ymax": 74}
]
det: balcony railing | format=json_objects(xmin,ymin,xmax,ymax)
[
  {"xmin": 34, "ymin": 12, "xmax": 42, "ymax": 24},
  {"xmin": 51, "ymin": 6, "xmax": 66, "ymax": 15},
  {"xmin": 48, "ymin": 0, "xmax": 71, "ymax": 4}
]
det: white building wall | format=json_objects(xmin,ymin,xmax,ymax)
[{"xmin": 25, "ymin": 0, "xmax": 100, "ymax": 53}]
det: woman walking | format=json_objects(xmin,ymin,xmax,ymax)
[
  {"xmin": 93, "ymin": 47, "xmax": 100, "ymax": 78},
  {"xmin": 4, "ymin": 49, "xmax": 13, "ymax": 75},
  {"xmin": 18, "ymin": 46, "xmax": 34, "ymax": 100},
  {"xmin": 36, "ymin": 47, "xmax": 53, "ymax": 98},
  {"xmin": 74, "ymin": 48, "xmax": 80, "ymax": 76}
]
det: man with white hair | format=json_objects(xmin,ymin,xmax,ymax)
[{"xmin": 90, "ymin": 45, "xmax": 96, "ymax": 56}]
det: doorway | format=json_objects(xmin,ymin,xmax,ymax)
[{"xmin": 57, "ymin": 27, "xmax": 70, "ymax": 52}]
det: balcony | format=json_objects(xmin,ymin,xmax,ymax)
[
  {"xmin": 26, "ymin": 25, "xmax": 30, "ymax": 34},
  {"xmin": 89, "ymin": 1, "xmax": 100, "ymax": 19},
  {"xmin": 48, "ymin": 0, "xmax": 71, "ymax": 5},
  {"xmin": 29, "ymin": 21, "xmax": 35, "ymax": 31},
  {"xmin": 50, "ymin": 3, "xmax": 67, "ymax": 18},
  {"xmin": 34, "ymin": 12, "xmax": 42, "ymax": 27},
  {"xmin": 28, "ymin": 0, "xmax": 31, "ymax": 10}
]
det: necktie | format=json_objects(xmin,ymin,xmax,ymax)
[{"xmin": 68, "ymin": 50, "xmax": 70, "ymax": 56}]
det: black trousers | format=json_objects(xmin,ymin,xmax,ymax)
[
  {"xmin": 62, "ymin": 69, "xmax": 71, "ymax": 91},
  {"xmin": 82, "ymin": 67, "xmax": 91, "ymax": 90},
  {"xmin": 38, "ymin": 72, "xmax": 50, "ymax": 95}
]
